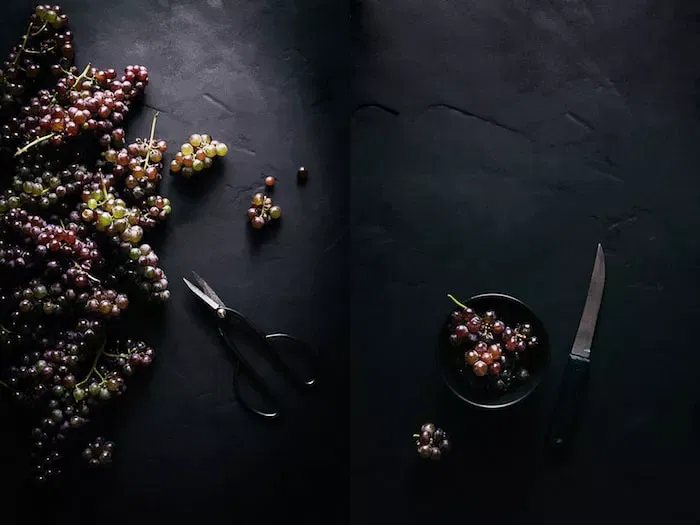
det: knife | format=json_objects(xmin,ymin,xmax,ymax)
[{"xmin": 547, "ymin": 243, "xmax": 605, "ymax": 452}]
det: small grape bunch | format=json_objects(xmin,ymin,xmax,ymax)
[
  {"xmin": 82, "ymin": 437, "xmax": 114, "ymax": 468},
  {"xmin": 247, "ymin": 192, "xmax": 281, "ymax": 229},
  {"xmin": 104, "ymin": 114, "xmax": 167, "ymax": 201},
  {"xmin": 413, "ymin": 422, "xmax": 451, "ymax": 460},
  {"xmin": 169, "ymin": 133, "xmax": 228, "ymax": 178},
  {"xmin": 447, "ymin": 294, "xmax": 539, "ymax": 393}
]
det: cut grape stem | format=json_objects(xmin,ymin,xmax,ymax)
[
  {"xmin": 14, "ymin": 133, "xmax": 56, "ymax": 157},
  {"xmin": 141, "ymin": 112, "xmax": 160, "ymax": 172},
  {"xmin": 447, "ymin": 293, "xmax": 467, "ymax": 310}
]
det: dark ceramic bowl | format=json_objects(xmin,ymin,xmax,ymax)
[{"xmin": 436, "ymin": 292, "xmax": 550, "ymax": 409}]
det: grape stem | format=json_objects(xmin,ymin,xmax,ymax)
[
  {"xmin": 99, "ymin": 171, "xmax": 109, "ymax": 200},
  {"xmin": 73, "ymin": 262, "xmax": 101, "ymax": 283},
  {"xmin": 76, "ymin": 341, "xmax": 107, "ymax": 387},
  {"xmin": 0, "ymin": 380, "xmax": 8, "ymax": 390},
  {"xmin": 30, "ymin": 22, "xmax": 48, "ymax": 37},
  {"xmin": 14, "ymin": 133, "xmax": 55, "ymax": 157},
  {"xmin": 447, "ymin": 294, "xmax": 467, "ymax": 310},
  {"xmin": 12, "ymin": 22, "xmax": 34, "ymax": 65},
  {"xmin": 0, "ymin": 324, "xmax": 13, "ymax": 334},
  {"xmin": 141, "ymin": 112, "xmax": 160, "ymax": 172},
  {"xmin": 412, "ymin": 433, "xmax": 420, "ymax": 439}
]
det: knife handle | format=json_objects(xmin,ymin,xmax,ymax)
[{"xmin": 547, "ymin": 356, "xmax": 590, "ymax": 453}]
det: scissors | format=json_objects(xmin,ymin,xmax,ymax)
[{"xmin": 183, "ymin": 271, "xmax": 317, "ymax": 419}]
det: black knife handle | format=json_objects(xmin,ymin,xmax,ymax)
[{"xmin": 547, "ymin": 356, "xmax": 590, "ymax": 453}]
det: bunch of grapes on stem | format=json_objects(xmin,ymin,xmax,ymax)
[{"xmin": 0, "ymin": 4, "xmax": 171, "ymax": 485}]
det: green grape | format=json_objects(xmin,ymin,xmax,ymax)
[
  {"xmin": 192, "ymin": 159, "xmax": 204, "ymax": 172},
  {"xmin": 181, "ymin": 143, "xmax": 194, "ymax": 156},
  {"xmin": 98, "ymin": 212, "xmax": 113, "ymax": 227},
  {"xmin": 112, "ymin": 205, "xmax": 126, "ymax": 219},
  {"xmin": 204, "ymin": 145, "xmax": 217, "ymax": 158},
  {"xmin": 215, "ymin": 143, "xmax": 228, "ymax": 156},
  {"xmin": 87, "ymin": 198, "xmax": 98, "ymax": 210}
]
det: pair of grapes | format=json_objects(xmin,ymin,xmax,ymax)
[{"xmin": 169, "ymin": 133, "xmax": 228, "ymax": 178}]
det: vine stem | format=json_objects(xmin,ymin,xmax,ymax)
[
  {"xmin": 30, "ymin": 22, "xmax": 48, "ymax": 37},
  {"xmin": 141, "ymin": 111, "xmax": 160, "ymax": 172},
  {"xmin": 12, "ymin": 22, "xmax": 34, "ymax": 65},
  {"xmin": 76, "ymin": 341, "xmax": 107, "ymax": 388},
  {"xmin": 14, "ymin": 133, "xmax": 55, "ymax": 157},
  {"xmin": 0, "ymin": 380, "xmax": 8, "ymax": 390},
  {"xmin": 447, "ymin": 294, "xmax": 467, "ymax": 310}
]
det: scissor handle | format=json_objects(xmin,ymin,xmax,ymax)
[
  {"xmin": 223, "ymin": 307, "xmax": 318, "ymax": 389},
  {"xmin": 264, "ymin": 333, "xmax": 317, "ymax": 388},
  {"xmin": 217, "ymin": 321, "xmax": 281, "ymax": 419}
]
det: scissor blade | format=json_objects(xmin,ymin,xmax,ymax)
[
  {"xmin": 570, "ymin": 244, "xmax": 605, "ymax": 361},
  {"xmin": 191, "ymin": 271, "xmax": 227, "ymax": 307},
  {"xmin": 183, "ymin": 277, "xmax": 222, "ymax": 312}
]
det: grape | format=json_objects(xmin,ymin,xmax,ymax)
[
  {"xmin": 170, "ymin": 132, "xmax": 228, "ymax": 177},
  {"xmin": 0, "ymin": 6, "xmax": 168, "ymax": 485},
  {"xmin": 247, "ymin": 192, "xmax": 281, "ymax": 229},
  {"xmin": 414, "ymin": 423, "xmax": 450, "ymax": 460},
  {"xmin": 445, "ymin": 297, "xmax": 540, "ymax": 395}
]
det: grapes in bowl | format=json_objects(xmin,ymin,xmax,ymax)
[{"xmin": 436, "ymin": 292, "xmax": 550, "ymax": 409}]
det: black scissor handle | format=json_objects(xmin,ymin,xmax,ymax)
[
  {"xmin": 218, "ymin": 324, "xmax": 281, "ymax": 419},
  {"xmin": 264, "ymin": 333, "xmax": 317, "ymax": 388},
  {"xmin": 224, "ymin": 307, "xmax": 318, "ymax": 389}
]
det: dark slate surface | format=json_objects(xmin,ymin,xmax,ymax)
[
  {"xmin": 1, "ymin": 1, "xmax": 348, "ymax": 523},
  {"xmin": 351, "ymin": 1, "xmax": 700, "ymax": 524}
]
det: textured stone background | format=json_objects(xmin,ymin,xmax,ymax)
[
  {"xmin": 1, "ymin": 1, "xmax": 348, "ymax": 523},
  {"xmin": 351, "ymin": 1, "xmax": 700, "ymax": 523}
]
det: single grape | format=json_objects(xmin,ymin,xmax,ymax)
[
  {"xmin": 473, "ymin": 360, "xmax": 488, "ymax": 377},
  {"xmin": 215, "ymin": 142, "xmax": 228, "ymax": 156}
]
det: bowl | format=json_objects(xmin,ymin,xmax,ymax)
[{"xmin": 436, "ymin": 292, "xmax": 550, "ymax": 409}]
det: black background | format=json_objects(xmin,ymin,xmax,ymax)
[
  {"xmin": 3, "ymin": 0, "xmax": 700, "ymax": 524},
  {"xmin": 1, "ymin": 0, "xmax": 348, "ymax": 523},
  {"xmin": 351, "ymin": 1, "xmax": 700, "ymax": 524}
]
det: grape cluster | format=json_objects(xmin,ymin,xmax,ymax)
[
  {"xmin": 14, "ymin": 62, "xmax": 147, "ymax": 156},
  {"xmin": 82, "ymin": 437, "xmax": 114, "ymax": 468},
  {"xmin": 447, "ymin": 295, "xmax": 539, "ymax": 393},
  {"xmin": 414, "ymin": 423, "xmax": 451, "ymax": 460},
  {"xmin": 247, "ymin": 192, "xmax": 281, "ymax": 229},
  {"xmin": 103, "ymin": 120, "xmax": 166, "ymax": 201},
  {"xmin": 0, "ymin": 5, "xmax": 168, "ymax": 485},
  {"xmin": 0, "ymin": 5, "xmax": 72, "ymax": 127},
  {"xmin": 169, "ymin": 133, "xmax": 228, "ymax": 178}
]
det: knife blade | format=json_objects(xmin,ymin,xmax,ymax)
[{"xmin": 547, "ymin": 243, "xmax": 605, "ymax": 453}]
